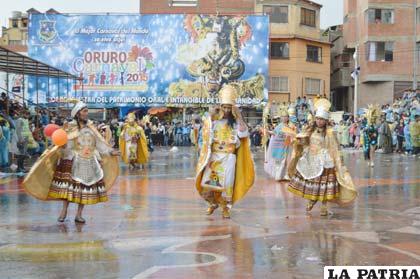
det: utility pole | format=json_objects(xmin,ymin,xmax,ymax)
[
  {"xmin": 353, "ymin": 46, "xmax": 359, "ymax": 116},
  {"xmin": 414, "ymin": 0, "xmax": 418, "ymax": 91}
]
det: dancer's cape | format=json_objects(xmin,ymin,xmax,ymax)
[
  {"xmin": 119, "ymin": 124, "xmax": 149, "ymax": 164},
  {"xmin": 288, "ymin": 127, "xmax": 357, "ymax": 205},
  {"xmin": 195, "ymin": 116, "xmax": 255, "ymax": 204},
  {"xmin": 22, "ymin": 121, "xmax": 119, "ymax": 201}
]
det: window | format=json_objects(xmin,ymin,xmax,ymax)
[
  {"xmin": 365, "ymin": 42, "xmax": 394, "ymax": 61},
  {"xmin": 169, "ymin": 0, "xmax": 197, "ymax": 7},
  {"xmin": 12, "ymin": 19, "xmax": 18, "ymax": 28},
  {"xmin": 307, "ymin": 45, "xmax": 322, "ymax": 63},
  {"xmin": 22, "ymin": 18, "xmax": 28, "ymax": 28},
  {"xmin": 263, "ymin": 5, "xmax": 288, "ymax": 23},
  {"xmin": 417, "ymin": 8, "xmax": 420, "ymax": 23},
  {"xmin": 417, "ymin": 42, "xmax": 420, "ymax": 63},
  {"xmin": 305, "ymin": 78, "xmax": 321, "ymax": 95},
  {"xmin": 9, "ymin": 40, "xmax": 22, "ymax": 45},
  {"xmin": 270, "ymin": 42, "xmax": 289, "ymax": 59},
  {"xmin": 269, "ymin": 76, "xmax": 289, "ymax": 92},
  {"xmin": 367, "ymin": 9, "xmax": 394, "ymax": 24},
  {"xmin": 301, "ymin": 8, "xmax": 316, "ymax": 27}
]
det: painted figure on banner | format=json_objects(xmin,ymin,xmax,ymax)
[
  {"xmin": 287, "ymin": 98, "xmax": 357, "ymax": 216},
  {"xmin": 22, "ymin": 100, "xmax": 120, "ymax": 223},
  {"xmin": 264, "ymin": 104, "xmax": 296, "ymax": 181},
  {"xmin": 195, "ymin": 84, "xmax": 255, "ymax": 218},
  {"xmin": 119, "ymin": 113, "xmax": 149, "ymax": 170}
]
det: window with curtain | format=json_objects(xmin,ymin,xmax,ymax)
[
  {"xmin": 367, "ymin": 9, "xmax": 394, "ymax": 24},
  {"xmin": 365, "ymin": 42, "xmax": 393, "ymax": 61},
  {"xmin": 305, "ymin": 78, "xmax": 321, "ymax": 95},
  {"xmin": 301, "ymin": 8, "xmax": 316, "ymax": 27},
  {"xmin": 270, "ymin": 42, "xmax": 289, "ymax": 59},
  {"xmin": 307, "ymin": 45, "xmax": 322, "ymax": 63},
  {"xmin": 269, "ymin": 76, "xmax": 289, "ymax": 92}
]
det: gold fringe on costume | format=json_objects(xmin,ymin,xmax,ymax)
[
  {"xmin": 288, "ymin": 128, "xmax": 357, "ymax": 205},
  {"xmin": 22, "ymin": 121, "xmax": 119, "ymax": 202},
  {"xmin": 195, "ymin": 116, "xmax": 255, "ymax": 205},
  {"xmin": 47, "ymin": 159, "xmax": 108, "ymax": 205},
  {"xmin": 288, "ymin": 167, "xmax": 340, "ymax": 202},
  {"xmin": 119, "ymin": 124, "xmax": 149, "ymax": 164}
]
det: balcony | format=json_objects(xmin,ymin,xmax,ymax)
[{"xmin": 331, "ymin": 67, "xmax": 353, "ymax": 89}]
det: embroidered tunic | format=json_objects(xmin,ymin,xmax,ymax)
[{"xmin": 201, "ymin": 119, "xmax": 248, "ymax": 201}]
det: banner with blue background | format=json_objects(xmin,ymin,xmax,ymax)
[{"xmin": 28, "ymin": 14, "xmax": 269, "ymax": 107}]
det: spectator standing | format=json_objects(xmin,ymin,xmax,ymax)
[
  {"xmin": 410, "ymin": 113, "xmax": 420, "ymax": 155},
  {"xmin": 41, "ymin": 110, "xmax": 49, "ymax": 126},
  {"xmin": 0, "ymin": 118, "xmax": 11, "ymax": 170},
  {"xmin": 395, "ymin": 118, "xmax": 405, "ymax": 153},
  {"xmin": 404, "ymin": 119, "xmax": 412, "ymax": 154},
  {"xmin": 182, "ymin": 124, "xmax": 190, "ymax": 146},
  {"xmin": 175, "ymin": 123, "xmax": 183, "ymax": 146}
]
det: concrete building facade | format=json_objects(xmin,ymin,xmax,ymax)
[
  {"xmin": 258, "ymin": 0, "xmax": 330, "ymax": 103},
  {"xmin": 327, "ymin": 25, "xmax": 355, "ymax": 112},
  {"xmin": 342, "ymin": 0, "xmax": 420, "ymax": 111},
  {"xmin": 0, "ymin": 11, "xmax": 30, "ymax": 52}
]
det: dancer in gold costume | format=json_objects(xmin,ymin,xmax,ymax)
[
  {"xmin": 119, "ymin": 113, "xmax": 149, "ymax": 170},
  {"xmin": 288, "ymin": 98, "xmax": 357, "ymax": 216},
  {"xmin": 195, "ymin": 85, "xmax": 255, "ymax": 218},
  {"xmin": 23, "ymin": 100, "xmax": 120, "ymax": 223}
]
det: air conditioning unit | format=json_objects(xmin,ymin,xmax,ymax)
[{"xmin": 169, "ymin": 0, "xmax": 198, "ymax": 7}]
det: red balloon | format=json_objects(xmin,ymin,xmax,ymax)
[
  {"xmin": 51, "ymin": 129, "xmax": 68, "ymax": 146},
  {"xmin": 44, "ymin": 124, "xmax": 60, "ymax": 137}
]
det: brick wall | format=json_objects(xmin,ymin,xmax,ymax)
[{"xmin": 140, "ymin": 0, "xmax": 254, "ymax": 14}]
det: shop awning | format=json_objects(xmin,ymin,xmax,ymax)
[{"xmin": 148, "ymin": 107, "xmax": 170, "ymax": 115}]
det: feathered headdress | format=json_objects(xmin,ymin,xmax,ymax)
[
  {"xmin": 263, "ymin": 102, "xmax": 271, "ymax": 121},
  {"xmin": 142, "ymin": 115, "xmax": 150, "ymax": 124},
  {"xmin": 275, "ymin": 103, "xmax": 289, "ymax": 118},
  {"xmin": 314, "ymin": 97, "xmax": 331, "ymax": 120},
  {"xmin": 365, "ymin": 104, "xmax": 381, "ymax": 125}
]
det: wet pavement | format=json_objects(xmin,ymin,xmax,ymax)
[{"xmin": 0, "ymin": 147, "xmax": 419, "ymax": 278}]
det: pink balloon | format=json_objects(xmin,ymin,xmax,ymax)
[{"xmin": 44, "ymin": 124, "xmax": 60, "ymax": 138}]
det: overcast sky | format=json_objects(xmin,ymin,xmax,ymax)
[{"xmin": 0, "ymin": 0, "xmax": 342, "ymax": 30}]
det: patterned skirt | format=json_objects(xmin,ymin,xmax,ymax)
[
  {"xmin": 288, "ymin": 168, "xmax": 340, "ymax": 202},
  {"xmin": 48, "ymin": 159, "xmax": 108, "ymax": 205}
]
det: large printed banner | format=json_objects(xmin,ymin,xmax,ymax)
[{"xmin": 28, "ymin": 14, "xmax": 269, "ymax": 107}]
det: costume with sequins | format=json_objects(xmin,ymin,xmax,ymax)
[
  {"xmin": 47, "ymin": 121, "xmax": 115, "ymax": 204},
  {"xmin": 288, "ymin": 127, "xmax": 357, "ymax": 204}
]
